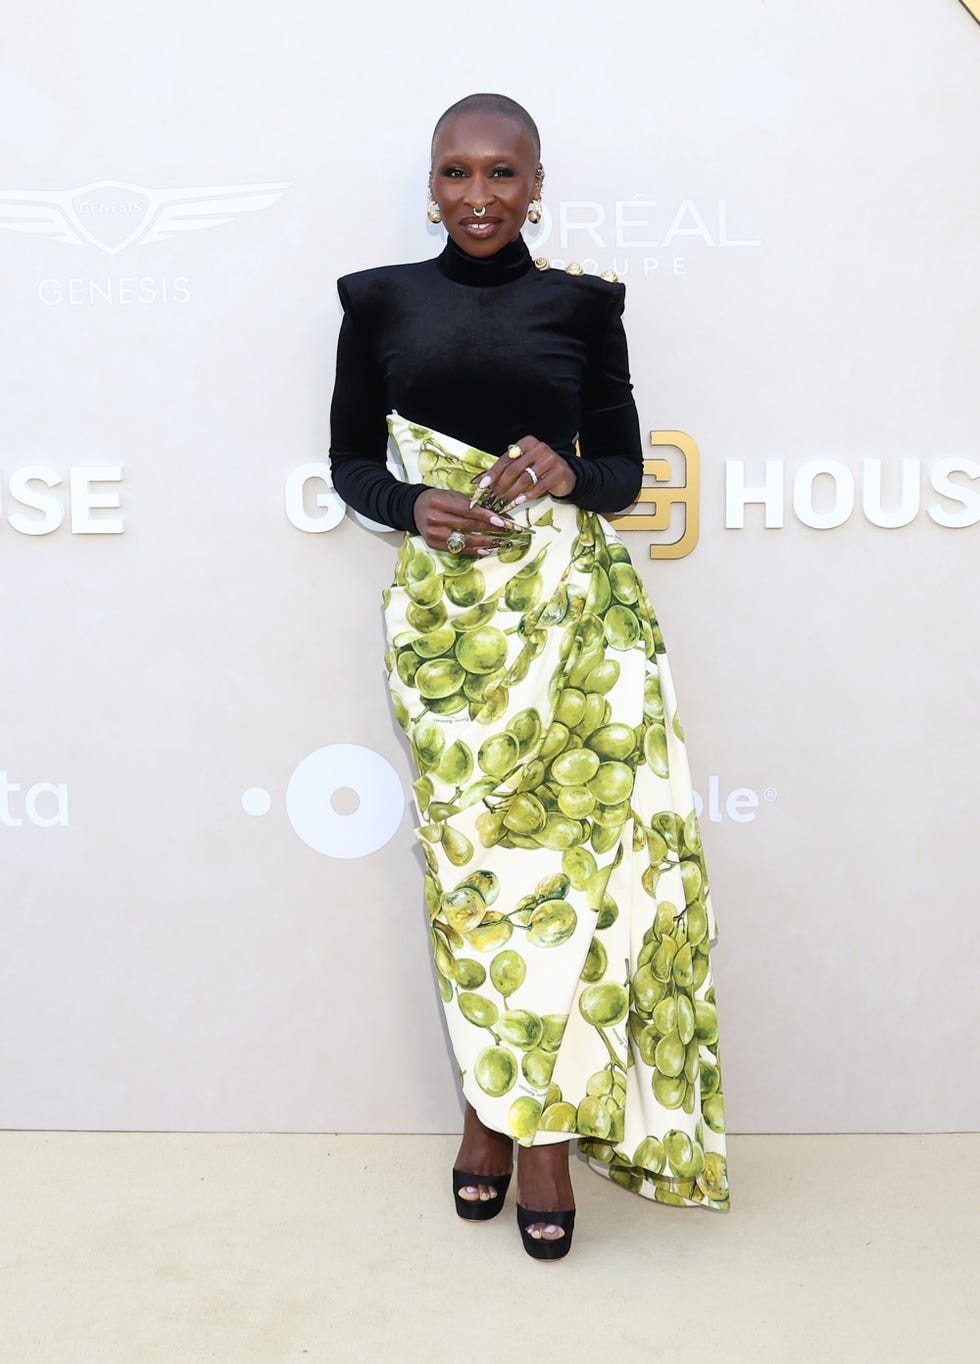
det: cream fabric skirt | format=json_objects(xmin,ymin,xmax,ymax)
[{"xmin": 382, "ymin": 413, "xmax": 730, "ymax": 1210}]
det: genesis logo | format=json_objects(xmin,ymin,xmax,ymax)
[{"xmin": 0, "ymin": 181, "xmax": 291, "ymax": 255}]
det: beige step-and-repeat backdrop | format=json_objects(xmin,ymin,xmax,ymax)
[{"xmin": 2, "ymin": 0, "xmax": 978, "ymax": 1135}]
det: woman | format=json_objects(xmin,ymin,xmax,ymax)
[{"xmin": 329, "ymin": 93, "xmax": 729, "ymax": 1260}]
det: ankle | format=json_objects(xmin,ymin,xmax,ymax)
[
  {"xmin": 517, "ymin": 1146, "xmax": 575, "ymax": 1210},
  {"xmin": 455, "ymin": 1118, "xmax": 514, "ymax": 1176}
]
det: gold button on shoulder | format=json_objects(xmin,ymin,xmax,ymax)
[
  {"xmin": 599, "ymin": 268, "xmax": 620, "ymax": 283},
  {"xmin": 533, "ymin": 257, "xmax": 551, "ymax": 271},
  {"xmin": 564, "ymin": 261, "xmax": 584, "ymax": 276}
]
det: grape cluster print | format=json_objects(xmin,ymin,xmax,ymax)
[{"xmin": 384, "ymin": 420, "xmax": 728, "ymax": 1211}]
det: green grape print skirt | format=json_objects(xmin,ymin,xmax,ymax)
[{"xmin": 382, "ymin": 413, "xmax": 730, "ymax": 1212}]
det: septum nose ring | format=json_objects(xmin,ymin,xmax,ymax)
[{"xmin": 473, "ymin": 206, "xmax": 487, "ymax": 217}]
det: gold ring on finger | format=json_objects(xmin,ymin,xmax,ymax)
[{"xmin": 506, "ymin": 444, "xmax": 523, "ymax": 459}]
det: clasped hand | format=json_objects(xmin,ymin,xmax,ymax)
[{"xmin": 412, "ymin": 436, "xmax": 577, "ymax": 556}]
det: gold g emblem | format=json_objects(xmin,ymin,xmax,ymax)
[{"xmin": 610, "ymin": 431, "xmax": 700, "ymax": 559}]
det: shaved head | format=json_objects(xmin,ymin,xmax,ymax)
[{"xmin": 431, "ymin": 93, "xmax": 541, "ymax": 163}]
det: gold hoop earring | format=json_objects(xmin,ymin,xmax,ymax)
[
  {"xmin": 426, "ymin": 197, "xmax": 442, "ymax": 224},
  {"xmin": 526, "ymin": 198, "xmax": 542, "ymax": 225}
]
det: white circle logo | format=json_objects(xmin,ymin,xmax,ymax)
[
  {"xmin": 284, "ymin": 744, "xmax": 405, "ymax": 858},
  {"xmin": 241, "ymin": 787, "xmax": 272, "ymax": 816}
]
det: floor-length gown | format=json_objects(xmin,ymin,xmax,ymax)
[{"xmin": 330, "ymin": 234, "xmax": 730, "ymax": 1210}]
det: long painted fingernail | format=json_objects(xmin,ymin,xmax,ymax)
[
  {"xmin": 490, "ymin": 515, "xmax": 507, "ymax": 527},
  {"xmin": 476, "ymin": 547, "xmax": 495, "ymax": 556},
  {"xmin": 474, "ymin": 474, "xmax": 492, "ymax": 488}
]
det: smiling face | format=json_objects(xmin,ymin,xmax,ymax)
[{"xmin": 430, "ymin": 110, "xmax": 542, "ymax": 258}]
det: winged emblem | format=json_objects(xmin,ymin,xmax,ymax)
[{"xmin": 0, "ymin": 181, "xmax": 292, "ymax": 255}]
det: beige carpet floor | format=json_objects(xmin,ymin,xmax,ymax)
[{"xmin": 0, "ymin": 1132, "xmax": 976, "ymax": 1363}]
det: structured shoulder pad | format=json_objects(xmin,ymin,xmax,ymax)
[{"xmin": 337, "ymin": 259, "xmax": 430, "ymax": 312}]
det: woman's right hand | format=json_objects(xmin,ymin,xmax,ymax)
[{"xmin": 411, "ymin": 488, "xmax": 524, "ymax": 556}]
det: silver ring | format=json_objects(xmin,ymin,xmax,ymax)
[
  {"xmin": 525, "ymin": 467, "xmax": 539, "ymax": 486},
  {"xmin": 446, "ymin": 530, "xmax": 467, "ymax": 553}
]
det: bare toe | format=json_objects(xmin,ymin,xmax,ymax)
[{"xmin": 526, "ymin": 1222, "xmax": 565, "ymax": 1239}]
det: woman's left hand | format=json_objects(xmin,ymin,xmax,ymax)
[{"xmin": 473, "ymin": 436, "xmax": 577, "ymax": 513}]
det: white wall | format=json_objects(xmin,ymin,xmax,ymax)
[{"xmin": 1, "ymin": 0, "xmax": 978, "ymax": 1133}]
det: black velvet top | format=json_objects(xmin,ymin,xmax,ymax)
[{"xmin": 328, "ymin": 232, "xmax": 644, "ymax": 533}]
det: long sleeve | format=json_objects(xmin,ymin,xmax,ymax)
[
  {"xmin": 329, "ymin": 247, "xmax": 645, "ymax": 527},
  {"xmin": 563, "ymin": 285, "xmax": 644, "ymax": 515},
  {"xmin": 328, "ymin": 279, "xmax": 428, "ymax": 534}
]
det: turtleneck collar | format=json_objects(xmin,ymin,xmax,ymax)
[{"xmin": 436, "ymin": 232, "xmax": 533, "ymax": 287}]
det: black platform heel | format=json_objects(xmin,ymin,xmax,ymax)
[
  {"xmin": 516, "ymin": 1203, "xmax": 576, "ymax": 1260},
  {"xmin": 452, "ymin": 1168, "xmax": 512, "ymax": 1221}
]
